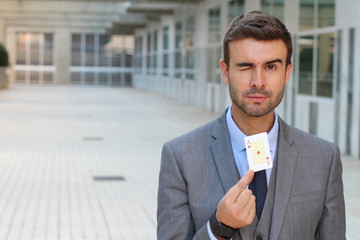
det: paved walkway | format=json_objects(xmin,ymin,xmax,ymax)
[{"xmin": 0, "ymin": 86, "xmax": 358, "ymax": 240}]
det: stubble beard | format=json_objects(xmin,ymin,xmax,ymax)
[{"xmin": 228, "ymin": 77, "xmax": 285, "ymax": 118}]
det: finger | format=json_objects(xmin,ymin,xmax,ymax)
[
  {"xmin": 231, "ymin": 195, "xmax": 256, "ymax": 229},
  {"xmin": 235, "ymin": 188, "xmax": 253, "ymax": 205},
  {"xmin": 246, "ymin": 199, "xmax": 256, "ymax": 222},
  {"xmin": 224, "ymin": 170, "xmax": 255, "ymax": 201},
  {"xmin": 236, "ymin": 169, "xmax": 255, "ymax": 191},
  {"xmin": 240, "ymin": 195, "xmax": 255, "ymax": 217}
]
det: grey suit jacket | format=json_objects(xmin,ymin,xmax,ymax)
[{"xmin": 157, "ymin": 112, "xmax": 345, "ymax": 240}]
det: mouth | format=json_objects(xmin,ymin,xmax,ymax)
[{"xmin": 246, "ymin": 94, "xmax": 268, "ymax": 103}]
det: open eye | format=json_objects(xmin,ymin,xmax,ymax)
[{"xmin": 266, "ymin": 64, "xmax": 277, "ymax": 70}]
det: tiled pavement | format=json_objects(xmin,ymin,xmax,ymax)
[{"xmin": 0, "ymin": 86, "xmax": 358, "ymax": 240}]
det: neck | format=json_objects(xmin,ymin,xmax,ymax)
[{"xmin": 231, "ymin": 104, "xmax": 275, "ymax": 136}]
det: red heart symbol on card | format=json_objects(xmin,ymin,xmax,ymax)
[
  {"xmin": 247, "ymin": 145, "xmax": 250, "ymax": 149},
  {"xmin": 257, "ymin": 151, "xmax": 260, "ymax": 155},
  {"xmin": 266, "ymin": 156, "xmax": 269, "ymax": 160}
]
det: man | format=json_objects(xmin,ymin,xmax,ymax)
[{"xmin": 157, "ymin": 11, "xmax": 345, "ymax": 240}]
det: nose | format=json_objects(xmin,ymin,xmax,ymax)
[{"xmin": 250, "ymin": 68, "xmax": 266, "ymax": 88}]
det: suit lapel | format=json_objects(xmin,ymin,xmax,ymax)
[
  {"xmin": 270, "ymin": 118, "xmax": 297, "ymax": 240},
  {"xmin": 209, "ymin": 112, "xmax": 256, "ymax": 239},
  {"xmin": 209, "ymin": 112, "xmax": 240, "ymax": 193}
]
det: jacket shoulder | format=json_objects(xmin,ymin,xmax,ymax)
[
  {"xmin": 165, "ymin": 117, "xmax": 220, "ymax": 148},
  {"xmin": 279, "ymin": 118, "xmax": 338, "ymax": 152}
]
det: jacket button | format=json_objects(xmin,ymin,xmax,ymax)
[{"xmin": 256, "ymin": 236, "xmax": 264, "ymax": 240}]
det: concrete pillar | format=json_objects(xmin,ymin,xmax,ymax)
[
  {"xmin": 0, "ymin": 19, "xmax": 5, "ymax": 44},
  {"xmin": 55, "ymin": 30, "xmax": 71, "ymax": 84}
]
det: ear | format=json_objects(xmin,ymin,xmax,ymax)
[
  {"xmin": 284, "ymin": 63, "xmax": 293, "ymax": 85},
  {"xmin": 219, "ymin": 59, "xmax": 229, "ymax": 86}
]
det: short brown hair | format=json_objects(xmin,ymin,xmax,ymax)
[{"xmin": 223, "ymin": 11, "xmax": 292, "ymax": 67}]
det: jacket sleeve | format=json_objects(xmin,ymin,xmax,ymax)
[
  {"xmin": 157, "ymin": 142, "xmax": 210, "ymax": 240},
  {"xmin": 316, "ymin": 145, "xmax": 346, "ymax": 239}
]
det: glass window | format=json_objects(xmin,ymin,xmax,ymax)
[
  {"xmin": 208, "ymin": 6, "xmax": 221, "ymax": 44},
  {"xmin": 175, "ymin": 22, "xmax": 182, "ymax": 49},
  {"xmin": 85, "ymin": 72, "xmax": 94, "ymax": 85},
  {"xmin": 125, "ymin": 73, "xmax": 132, "ymax": 86},
  {"xmin": 98, "ymin": 72, "xmax": 108, "ymax": 85},
  {"xmin": 16, "ymin": 33, "xmax": 26, "ymax": 65},
  {"xmin": 318, "ymin": 0, "xmax": 335, "ymax": 28},
  {"xmin": 146, "ymin": 34, "xmax": 151, "ymax": 74},
  {"xmin": 175, "ymin": 22, "xmax": 183, "ymax": 78},
  {"xmin": 30, "ymin": 71, "xmax": 39, "ymax": 83},
  {"xmin": 175, "ymin": 52, "xmax": 182, "ymax": 78},
  {"xmin": 261, "ymin": 0, "xmax": 271, "ymax": 15},
  {"xmin": 16, "ymin": 32, "xmax": 54, "ymax": 66},
  {"xmin": 16, "ymin": 71, "xmax": 26, "ymax": 83},
  {"xmin": 99, "ymin": 35, "xmax": 110, "ymax": 67},
  {"xmin": 185, "ymin": 50, "xmax": 195, "ymax": 79},
  {"xmin": 228, "ymin": 0, "xmax": 244, "ymax": 22},
  {"xmin": 125, "ymin": 53, "xmax": 132, "ymax": 68},
  {"xmin": 273, "ymin": 0, "xmax": 284, "ymax": 21},
  {"xmin": 85, "ymin": 34, "xmax": 95, "ymax": 66},
  {"xmin": 146, "ymin": 31, "xmax": 157, "ymax": 75},
  {"xmin": 316, "ymin": 33, "xmax": 334, "ymax": 97},
  {"xmin": 30, "ymin": 33, "xmax": 40, "ymax": 65},
  {"xmin": 162, "ymin": 26, "xmax": 169, "ymax": 50},
  {"xmin": 300, "ymin": 0, "xmax": 315, "ymax": 30},
  {"xmin": 185, "ymin": 16, "xmax": 195, "ymax": 47},
  {"xmin": 109, "ymin": 35, "xmax": 121, "ymax": 67},
  {"xmin": 162, "ymin": 26, "xmax": 169, "ymax": 76},
  {"xmin": 147, "ymin": 33, "xmax": 151, "ymax": 55},
  {"xmin": 153, "ymin": 30, "xmax": 158, "ymax": 74},
  {"xmin": 334, "ymin": 30, "xmax": 341, "ymax": 145},
  {"xmin": 261, "ymin": 0, "xmax": 284, "ymax": 22},
  {"xmin": 154, "ymin": 31, "xmax": 158, "ymax": 52},
  {"xmin": 43, "ymin": 72, "xmax": 53, "ymax": 84},
  {"xmin": 71, "ymin": 34, "xmax": 82, "ymax": 66},
  {"xmin": 111, "ymin": 51, "xmax": 121, "ymax": 67},
  {"xmin": 112, "ymin": 72, "xmax": 121, "ymax": 86},
  {"xmin": 184, "ymin": 16, "xmax": 196, "ymax": 80},
  {"xmin": 300, "ymin": 0, "xmax": 335, "ymax": 30},
  {"xmin": 44, "ymin": 33, "xmax": 53, "ymax": 65},
  {"xmin": 298, "ymin": 36, "xmax": 314, "ymax": 95},
  {"xmin": 346, "ymin": 29, "xmax": 355, "ymax": 154},
  {"xmin": 71, "ymin": 72, "xmax": 81, "ymax": 84},
  {"xmin": 134, "ymin": 37, "xmax": 143, "ymax": 73},
  {"xmin": 162, "ymin": 53, "xmax": 169, "ymax": 76}
]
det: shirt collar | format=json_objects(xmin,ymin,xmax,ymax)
[{"xmin": 226, "ymin": 106, "xmax": 279, "ymax": 153}]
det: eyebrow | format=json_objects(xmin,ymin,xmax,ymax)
[
  {"xmin": 235, "ymin": 62, "xmax": 254, "ymax": 68},
  {"xmin": 235, "ymin": 59, "xmax": 283, "ymax": 67},
  {"xmin": 265, "ymin": 59, "xmax": 283, "ymax": 65}
]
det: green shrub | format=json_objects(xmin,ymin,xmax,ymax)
[{"xmin": 0, "ymin": 43, "xmax": 9, "ymax": 67}]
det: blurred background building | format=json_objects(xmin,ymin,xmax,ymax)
[{"xmin": 0, "ymin": 0, "xmax": 359, "ymax": 160}]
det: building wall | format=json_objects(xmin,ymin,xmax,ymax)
[
  {"xmin": 0, "ymin": 0, "xmax": 359, "ymax": 159},
  {"xmin": 132, "ymin": 0, "xmax": 360, "ymax": 160},
  {"xmin": 0, "ymin": 0, "xmax": 131, "ymax": 86}
]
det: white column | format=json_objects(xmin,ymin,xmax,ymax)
[{"xmin": 55, "ymin": 30, "xmax": 71, "ymax": 84}]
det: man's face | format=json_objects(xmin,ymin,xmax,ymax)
[{"xmin": 220, "ymin": 38, "xmax": 292, "ymax": 118}]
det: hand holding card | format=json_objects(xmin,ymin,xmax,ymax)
[{"xmin": 244, "ymin": 132, "xmax": 272, "ymax": 172}]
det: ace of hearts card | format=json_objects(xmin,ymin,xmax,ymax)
[{"xmin": 244, "ymin": 132, "xmax": 272, "ymax": 172}]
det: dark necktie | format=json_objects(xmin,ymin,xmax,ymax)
[{"xmin": 249, "ymin": 170, "xmax": 267, "ymax": 220}]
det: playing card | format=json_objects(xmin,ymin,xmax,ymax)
[{"xmin": 244, "ymin": 132, "xmax": 272, "ymax": 172}]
